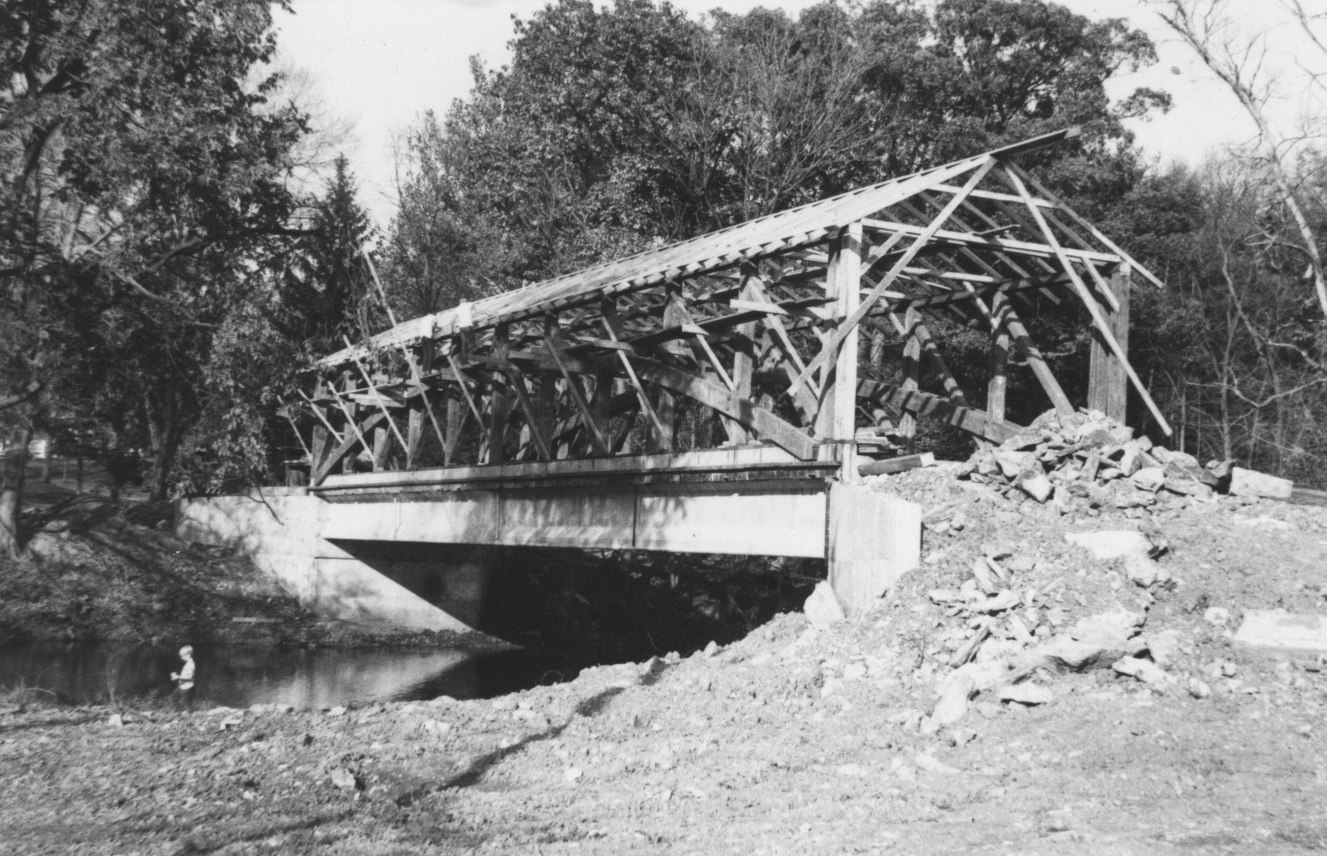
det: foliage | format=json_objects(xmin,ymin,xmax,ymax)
[
  {"xmin": 1122, "ymin": 158, "xmax": 1327, "ymax": 486},
  {"xmin": 277, "ymin": 155, "xmax": 378, "ymax": 354},
  {"xmin": 0, "ymin": 0, "xmax": 310, "ymax": 528},
  {"xmin": 389, "ymin": 0, "xmax": 1168, "ymax": 308}
]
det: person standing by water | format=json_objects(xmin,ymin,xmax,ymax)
[{"xmin": 170, "ymin": 645, "xmax": 196, "ymax": 710}]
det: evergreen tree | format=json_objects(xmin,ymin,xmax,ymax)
[{"xmin": 281, "ymin": 155, "xmax": 378, "ymax": 355}]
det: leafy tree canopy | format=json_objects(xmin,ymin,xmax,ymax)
[
  {"xmin": 386, "ymin": 0, "xmax": 1170, "ymax": 303},
  {"xmin": 0, "ymin": 0, "xmax": 311, "ymax": 539}
]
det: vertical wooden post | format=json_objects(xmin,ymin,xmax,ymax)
[
  {"xmin": 406, "ymin": 407, "xmax": 424, "ymax": 469},
  {"xmin": 819, "ymin": 223, "xmax": 862, "ymax": 480},
  {"xmin": 1088, "ymin": 265, "xmax": 1131, "ymax": 422},
  {"xmin": 727, "ymin": 266, "xmax": 759, "ymax": 446},
  {"xmin": 444, "ymin": 396, "xmax": 464, "ymax": 464},
  {"xmin": 899, "ymin": 307, "xmax": 921, "ymax": 454},
  {"xmin": 987, "ymin": 314, "xmax": 1010, "ymax": 424},
  {"xmin": 652, "ymin": 287, "xmax": 683, "ymax": 452},
  {"xmin": 372, "ymin": 424, "xmax": 392, "ymax": 471},
  {"xmin": 310, "ymin": 423, "xmax": 329, "ymax": 486},
  {"xmin": 485, "ymin": 323, "xmax": 511, "ymax": 463}
]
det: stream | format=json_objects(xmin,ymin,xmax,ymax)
[{"xmin": 0, "ymin": 641, "xmax": 563, "ymax": 709}]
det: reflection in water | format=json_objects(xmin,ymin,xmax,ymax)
[{"xmin": 0, "ymin": 641, "xmax": 557, "ymax": 709}]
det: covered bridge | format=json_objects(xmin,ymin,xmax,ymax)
[{"xmin": 286, "ymin": 126, "xmax": 1167, "ymax": 619}]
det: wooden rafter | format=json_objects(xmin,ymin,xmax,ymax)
[{"xmin": 300, "ymin": 128, "xmax": 1174, "ymax": 489}]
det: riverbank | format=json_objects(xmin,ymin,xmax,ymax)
[{"xmin": 3, "ymin": 461, "xmax": 1325, "ymax": 854}]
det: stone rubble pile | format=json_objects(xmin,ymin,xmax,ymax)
[
  {"xmin": 961, "ymin": 409, "xmax": 1235, "ymax": 510},
  {"xmin": 918, "ymin": 530, "xmax": 1189, "ymax": 732}
]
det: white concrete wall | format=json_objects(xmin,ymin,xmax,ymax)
[{"xmin": 174, "ymin": 490, "xmax": 476, "ymax": 633}]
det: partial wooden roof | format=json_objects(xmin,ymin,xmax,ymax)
[{"xmin": 323, "ymin": 127, "xmax": 1155, "ymax": 367}]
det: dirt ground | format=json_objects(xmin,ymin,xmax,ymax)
[{"xmin": 3, "ymin": 453, "xmax": 1326, "ymax": 855}]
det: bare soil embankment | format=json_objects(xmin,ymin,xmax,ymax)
[{"xmin": 3, "ymin": 424, "xmax": 1326, "ymax": 855}]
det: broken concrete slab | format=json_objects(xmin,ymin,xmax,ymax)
[
  {"xmin": 1234, "ymin": 610, "xmax": 1327, "ymax": 657},
  {"xmin": 803, "ymin": 581, "xmax": 845, "ymax": 627},
  {"xmin": 1112, "ymin": 656, "xmax": 1170, "ymax": 685},
  {"xmin": 1229, "ymin": 467, "xmax": 1293, "ymax": 499},
  {"xmin": 1064, "ymin": 530, "xmax": 1152, "ymax": 561},
  {"xmin": 998, "ymin": 683, "xmax": 1053, "ymax": 705},
  {"xmin": 1024, "ymin": 609, "xmax": 1147, "ymax": 672}
]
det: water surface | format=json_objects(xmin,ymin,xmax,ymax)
[{"xmin": 0, "ymin": 641, "xmax": 563, "ymax": 709}]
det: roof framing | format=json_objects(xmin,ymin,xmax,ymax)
[{"xmin": 300, "ymin": 127, "xmax": 1170, "ymax": 491}]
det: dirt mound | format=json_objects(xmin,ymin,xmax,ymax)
[{"xmin": 2, "ymin": 455, "xmax": 1325, "ymax": 853}]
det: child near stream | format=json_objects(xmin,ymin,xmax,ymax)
[{"xmin": 170, "ymin": 645, "xmax": 195, "ymax": 711}]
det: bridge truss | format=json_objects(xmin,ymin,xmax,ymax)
[{"xmin": 297, "ymin": 128, "xmax": 1168, "ymax": 492}]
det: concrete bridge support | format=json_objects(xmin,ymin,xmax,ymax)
[
  {"xmin": 175, "ymin": 480, "xmax": 921, "ymax": 630},
  {"xmin": 174, "ymin": 489, "xmax": 484, "ymax": 633}
]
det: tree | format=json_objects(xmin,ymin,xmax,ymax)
[
  {"xmin": 1151, "ymin": 0, "xmax": 1327, "ymax": 321},
  {"xmin": 280, "ymin": 155, "xmax": 377, "ymax": 353},
  {"xmin": 0, "ymin": 0, "xmax": 308, "ymax": 552},
  {"xmin": 389, "ymin": 0, "xmax": 1170, "ymax": 303}
]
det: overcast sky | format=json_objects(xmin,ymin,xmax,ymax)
[{"xmin": 274, "ymin": 0, "xmax": 1294, "ymax": 228}]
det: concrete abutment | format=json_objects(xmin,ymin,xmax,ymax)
[{"xmin": 174, "ymin": 480, "xmax": 920, "ymax": 630}]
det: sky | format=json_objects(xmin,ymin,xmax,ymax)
[{"xmin": 273, "ymin": 0, "xmax": 1303, "ymax": 228}]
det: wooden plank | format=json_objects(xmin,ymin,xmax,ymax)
[
  {"xmin": 885, "ymin": 274, "xmax": 1071, "ymax": 311},
  {"xmin": 987, "ymin": 315, "xmax": 1010, "ymax": 423},
  {"xmin": 884, "ymin": 309, "xmax": 970, "ymax": 406},
  {"xmin": 727, "ymin": 269, "xmax": 759, "ymax": 446},
  {"xmin": 444, "ymin": 349, "xmax": 487, "ymax": 430},
  {"xmin": 728, "ymin": 298, "xmax": 788, "ymax": 316},
  {"xmin": 546, "ymin": 320, "xmax": 610, "ymax": 455},
  {"xmin": 856, "ymin": 379, "xmax": 1020, "ymax": 444},
  {"xmin": 1087, "ymin": 266, "xmax": 1130, "ymax": 422},
  {"xmin": 1081, "ymin": 258, "xmax": 1121, "ymax": 313},
  {"xmin": 501, "ymin": 369, "xmax": 553, "ymax": 462},
  {"xmin": 309, "ymin": 422, "xmax": 329, "ymax": 486},
  {"xmin": 860, "ymin": 217, "xmax": 1120, "ymax": 266},
  {"xmin": 313, "ymin": 411, "xmax": 386, "ymax": 484},
  {"xmin": 601, "ymin": 299, "xmax": 670, "ymax": 444},
  {"xmin": 372, "ymin": 424, "xmax": 393, "ymax": 471},
  {"xmin": 628, "ymin": 357, "xmax": 818, "ymax": 460},
  {"xmin": 1005, "ymin": 162, "xmax": 1165, "ymax": 290},
  {"xmin": 444, "ymin": 396, "xmax": 465, "ymax": 464},
  {"xmin": 315, "ymin": 444, "xmax": 833, "ymax": 490},
  {"xmin": 483, "ymin": 324, "xmax": 513, "ymax": 464},
  {"xmin": 993, "ymin": 290, "xmax": 1073, "ymax": 415},
  {"xmin": 858, "ymin": 453, "xmax": 935, "ymax": 477},
  {"xmin": 1002, "ymin": 165, "xmax": 1170, "ymax": 434},
  {"xmin": 827, "ymin": 223, "xmax": 862, "ymax": 481},
  {"xmin": 406, "ymin": 407, "xmax": 424, "ymax": 468},
  {"xmin": 791, "ymin": 157, "xmax": 998, "ymax": 395},
  {"xmin": 744, "ymin": 278, "xmax": 822, "ymax": 416},
  {"xmin": 325, "ymin": 382, "xmax": 375, "ymax": 468},
  {"xmin": 344, "ymin": 339, "xmax": 410, "ymax": 457},
  {"xmin": 899, "ymin": 306, "xmax": 921, "ymax": 451}
]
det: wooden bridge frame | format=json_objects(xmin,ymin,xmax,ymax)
[{"xmin": 297, "ymin": 128, "xmax": 1167, "ymax": 499}]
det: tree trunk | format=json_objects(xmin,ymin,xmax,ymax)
[
  {"xmin": 1, "ymin": 427, "xmax": 32, "ymax": 558},
  {"xmin": 149, "ymin": 424, "xmax": 183, "ymax": 502}
]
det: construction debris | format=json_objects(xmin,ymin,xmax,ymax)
[
  {"xmin": 1229, "ymin": 467, "xmax": 1294, "ymax": 500},
  {"xmin": 858, "ymin": 453, "xmax": 935, "ymax": 478},
  {"xmin": 960, "ymin": 409, "xmax": 1255, "ymax": 511},
  {"xmin": 1233, "ymin": 610, "xmax": 1327, "ymax": 656}
]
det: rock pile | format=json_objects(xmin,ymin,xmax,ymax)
[{"xmin": 962, "ymin": 409, "xmax": 1232, "ymax": 511}]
